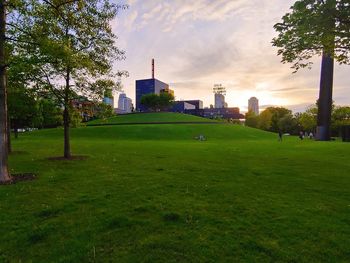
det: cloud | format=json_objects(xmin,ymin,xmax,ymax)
[
  {"xmin": 133, "ymin": 0, "xmax": 250, "ymax": 32},
  {"xmin": 114, "ymin": 0, "xmax": 350, "ymax": 112},
  {"xmin": 174, "ymin": 39, "xmax": 240, "ymax": 79},
  {"xmin": 124, "ymin": 10, "xmax": 138, "ymax": 31}
]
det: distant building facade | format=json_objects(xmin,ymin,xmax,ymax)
[
  {"xmin": 248, "ymin": 97, "xmax": 259, "ymax": 115},
  {"xmin": 135, "ymin": 78, "xmax": 172, "ymax": 111},
  {"xmin": 185, "ymin": 107, "xmax": 244, "ymax": 120},
  {"xmin": 116, "ymin": 93, "xmax": 133, "ymax": 114},
  {"xmin": 182, "ymin": 100, "xmax": 203, "ymax": 110},
  {"xmin": 71, "ymin": 96, "xmax": 96, "ymax": 121},
  {"xmin": 215, "ymin": 93, "xmax": 225, "ymax": 108},
  {"xmin": 172, "ymin": 101, "xmax": 196, "ymax": 112}
]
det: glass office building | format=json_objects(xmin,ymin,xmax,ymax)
[{"xmin": 135, "ymin": 78, "xmax": 169, "ymax": 111}]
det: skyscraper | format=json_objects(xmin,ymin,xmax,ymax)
[
  {"xmin": 215, "ymin": 93, "xmax": 225, "ymax": 108},
  {"xmin": 213, "ymin": 84, "xmax": 226, "ymax": 108},
  {"xmin": 248, "ymin": 97, "xmax": 259, "ymax": 115},
  {"xmin": 117, "ymin": 93, "xmax": 133, "ymax": 114}
]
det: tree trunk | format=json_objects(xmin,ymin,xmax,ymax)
[
  {"xmin": 0, "ymin": 0, "xmax": 11, "ymax": 183},
  {"xmin": 63, "ymin": 67, "xmax": 71, "ymax": 159},
  {"xmin": 316, "ymin": 52, "xmax": 334, "ymax": 141}
]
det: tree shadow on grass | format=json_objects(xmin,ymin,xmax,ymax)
[
  {"xmin": 47, "ymin": 155, "xmax": 89, "ymax": 161},
  {"xmin": 0, "ymin": 173, "xmax": 37, "ymax": 185}
]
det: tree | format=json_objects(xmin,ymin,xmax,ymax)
[
  {"xmin": 298, "ymin": 105, "xmax": 318, "ymax": 132},
  {"xmin": 140, "ymin": 93, "xmax": 174, "ymax": 112},
  {"xmin": 158, "ymin": 92, "xmax": 175, "ymax": 111},
  {"xmin": 257, "ymin": 109, "xmax": 272, "ymax": 131},
  {"xmin": 22, "ymin": 1, "xmax": 127, "ymax": 158},
  {"xmin": 245, "ymin": 110, "xmax": 258, "ymax": 128},
  {"xmin": 331, "ymin": 106, "xmax": 350, "ymax": 135},
  {"xmin": 278, "ymin": 113, "xmax": 297, "ymax": 134},
  {"xmin": 140, "ymin": 94, "xmax": 160, "ymax": 112},
  {"xmin": 7, "ymin": 86, "xmax": 39, "ymax": 138},
  {"xmin": 0, "ymin": 0, "xmax": 10, "ymax": 182},
  {"xmin": 272, "ymin": 0, "xmax": 350, "ymax": 141},
  {"xmin": 37, "ymin": 98, "xmax": 63, "ymax": 128},
  {"xmin": 257, "ymin": 107, "xmax": 292, "ymax": 132},
  {"xmin": 96, "ymin": 102, "xmax": 114, "ymax": 120},
  {"xmin": 268, "ymin": 107, "xmax": 292, "ymax": 132}
]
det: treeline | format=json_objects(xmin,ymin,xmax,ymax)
[
  {"xmin": 245, "ymin": 104, "xmax": 350, "ymax": 137},
  {"xmin": 8, "ymin": 87, "xmax": 115, "ymax": 137}
]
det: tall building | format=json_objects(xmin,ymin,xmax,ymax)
[
  {"xmin": 135, "ymin": 78, "xmax": 169, "ymax": 111},
  {"xmin": 215, "ymin": 93, "xmax": 225, "ymax": 108},
  {"xmin": 248, "ymin": 97, "xmax": 259, "ymax": 115},
  {"xmin": 135, "ymin": 59, "xmax": 174, "ymax": 111},
  {"xmin": 213, "ymin": 84, "xmax": 226, "ymax": 108},
  {"xmin": 117, "ymin": 93, "xmax": 133, "ymax": 114}
]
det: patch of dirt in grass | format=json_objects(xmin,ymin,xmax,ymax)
[
  {"xmin": 0, "ymin": 173, "xmax": 37, "ymax": 185},
  {"xmin": 47, "ymin": 155, "xmax": 89, "ymax": 161}
]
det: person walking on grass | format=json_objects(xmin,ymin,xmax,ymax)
[{"xmin": 278, "ymin": 130, "xmax": 283, "ymax": 142}]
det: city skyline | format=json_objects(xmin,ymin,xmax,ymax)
[{"xmin": 112, "ymin": 0, "xmax": 350, "ymax": 112}]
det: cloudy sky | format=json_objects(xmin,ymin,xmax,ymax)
[{"xmin": 111, "ymin": 0, "xmax": 350, "ymax": 112}]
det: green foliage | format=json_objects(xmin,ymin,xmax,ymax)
[
  {"xmin": 140, "ymin": 94, "xmax": 159, "ymax": 112},
  {"xmin": 140, "ymin": 93, "xmax": 175, "ymax": 112},
  {"xmin": 158, "ymin": 93, "xmax": 175, "ymax": 111},
  {"xmin": 298, "ymin": 106, "xmax": 318, "ymax": 132},
  {"xmin": 257, "ymin": 109, "xmax": 272, "ymax": 131},
  {"xmin": 331, "ymin": 106, "xmax": 350, "ymax": 135},
  {"xmin": 245, "ymin": 110, "xmax": 259, "ymax": 128},
  {"xmin": 256, "ymin": 107, "xmax": 296, "ymax": 134},
  {"xmin": 95, "ymin": 103, "xmax": 114, "ymax": 120},
  {"xmin": 69, "ymin": 107, "xmax": 83, "ymax": 128},
  {"xmin": 278, "ymin": 113, "xmax": 297, "ymax": 133},
  {"xmin": 272, "ymin": 0, "xmax": 350, "ymax": 71},
  {"xmin": 268, "ymin": 107, "xmax": 292, "ymax": 132},
  {"xmin": 37, "ymin": 99, "xmax": 63, "ymax": 128},
  {"xmin": 7, "ymin": 87, "xmax": 39, "ymax": 131}
]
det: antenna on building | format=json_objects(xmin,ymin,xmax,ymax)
[
  {"xmin": 213, "ymin": 84, "xmax": 226, "ymax": 96},
  {"xmin": 152, "ymin": 58, "xmax": 155, "ymax": 79}
]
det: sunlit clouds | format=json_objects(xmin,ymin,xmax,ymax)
[{"xmin": 112, "ymin": 0, "xmax": 350, "ymax": 112}]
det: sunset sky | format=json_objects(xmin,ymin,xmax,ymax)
[{"xmin": 112, "ymin": 0, "xmax": 350, "ymax": 113}]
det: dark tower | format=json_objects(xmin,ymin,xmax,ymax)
[{"xmin": 152, "ymin": 59, "xmax": 155, "ymax": 79}]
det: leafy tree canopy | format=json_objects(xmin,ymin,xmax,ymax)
[
  {"xmin": 140, "ymin": 93, "xmax": 174, "ymax": 112},
  {"xmin": 272, "ymin": 0, "xmax": 350, "ymax": 71}
]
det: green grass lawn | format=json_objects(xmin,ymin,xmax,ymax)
[
  {"xmin": 87, "ymin": 112, "xmax": 218, "ymax": 125},
  {"xmin": 1, "ymin": 121, "xmax": 350, "ymax": 262}
]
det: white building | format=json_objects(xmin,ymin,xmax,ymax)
[
  {"xmin": 215, "ymin": 93, "xmax": 225, "ymax": 108},
  {"xmin": 248, "ymin": 97, "xmax": 259, "ymax": 115},
  {"xmin": 116, "ymin": 93, "xmax": 133, "ymax": 114}
]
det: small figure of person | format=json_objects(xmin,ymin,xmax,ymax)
[
  {"xmin": 299, "ymin": 131, "xmax": 304, "ymax": 140},
  {"xmin": 278, "ymin": 130, "xmax": 283, "ymax": 141},
  {"xmin": 309, "ymin": 132, "xmax": 314, "ymax": 139}
]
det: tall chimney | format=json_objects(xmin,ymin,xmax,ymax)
[{"xmin": 152, "ymin": 58, "xmax": 155, "ymax": 79}]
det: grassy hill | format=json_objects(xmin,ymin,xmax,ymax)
[
  {"xmin": 87, "ymin": 112, "xmax": 218, "ymax": 125},
  {"xmin": 1, "ymin": 123, "xmax": 350, "ymax": 262}
]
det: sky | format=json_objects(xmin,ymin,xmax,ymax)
[{"xmin": 111, "ymin": 0, "xmax": 350, "ymax": 113}]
